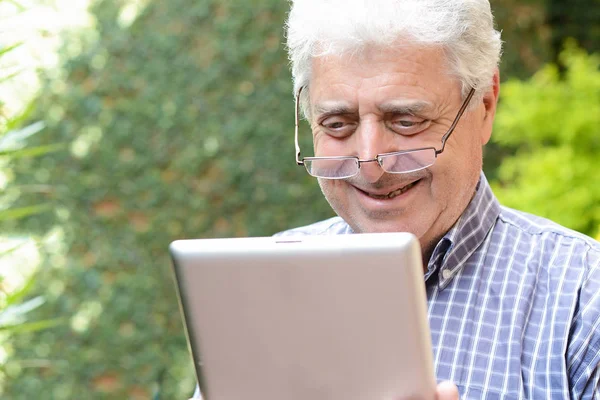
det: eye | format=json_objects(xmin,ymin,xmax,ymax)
[
  {"xmin": 325, "ymin": 121, "xmax": 345, "ymax": 129},
  {"xmin": 397, "ymin": 120, "xmax": 418, "ymax": 127},
  {"xmin": 389, "ymin": 117, "xmax": 430, "ymax": 135},
  {"xmin": 320, "ymin": 116, "xmax": 356, "ymax": 137}
]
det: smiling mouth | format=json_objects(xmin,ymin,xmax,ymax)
[{"xmin": 364, "ymin": 179, "xmax": 421, "ymax": 200}]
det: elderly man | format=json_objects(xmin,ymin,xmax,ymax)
[{"xmin": 193, "ymin": 0, "xmax": 600, "ymax": 398}]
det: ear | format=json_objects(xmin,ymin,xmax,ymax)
[{"xmin": 479, "ymin": 68, "xmax": 500, "ymax": 145}]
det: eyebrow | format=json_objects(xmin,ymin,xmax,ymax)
[
  {"xmin": 313, "ymin": 99, "xmax": 434, "ymax": 118},
  {"xmin": 313, "ymin": 102, "xmax": 356, "ymax": 118},
  {"xmin": 378, "ymin": 100, "xmax": 433, "ymax": 115}
]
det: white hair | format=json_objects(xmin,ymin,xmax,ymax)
[{"xmin": 286, "ymin": 0, "xmax": 502, "ymax": 116}]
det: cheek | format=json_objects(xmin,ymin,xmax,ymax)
[
  {"xmin": 318, "ymin": 176, "xmax": 345, "ymax": 192},
  {"xmin": 317, "ymin": 178, "xmax": 337, "ymax": 200},
  {"xmin": 441, "ymin": 129, "xmax": 483, "ymax": 171},
  {"xmin": 313, "ymin": 134, "xmax": 352, "ymax": 157},
  {"xmin": 318, "ymin": 178, "xmax": 351, "ymax": 213},
  {"xmin": 430, "ymin": 140, "xmax": 482, "ymax": 196},
  {"xmin": 313, "ymin": 132, "xmax": 332, "ymax": 156}
]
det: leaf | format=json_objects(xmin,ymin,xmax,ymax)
[
  {"xmin": 2, "ymin": 265, "xmax": 39, "ymax": 307},
  {"xmin": 0, "ymin": 42, "xmax": 23, "ymax": 58},
  {"xmin": 0, "ymin": 204, "xmax": 51, "ymax": 221},
  {"xmin": 0, "ymin": 241, "xmax": 27, "ymax": 258},
  {"xmin": 0, "ymin": 296, "xmax": 45, "ymax": 327},
  {"xmin": 0, "ymin": 121, "xmax": 46, "ymax": 151},
  {"xmin": 0, "ymin": 318, "xmax": 62, "ymax": 334},
  {"xmin": 0, "ymin": 69, "xmax": 24, "ymax": 84},
  {"xmin": 4, "ymin": 101, "xmax": 37, "ymax": 132},
  {"xmin": 0, "ymin": 143, "xmax": 65, "ymax": 159}
]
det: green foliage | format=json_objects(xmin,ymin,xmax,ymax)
[
  {"xmin": 0, "ymin": 293, "xmax": 60, "ymax": 334},
  {"xmin": 0, "ymin": 4, "xmax": 63, "ymax": 392},
  {"xmin": 0, "ymin": 106, "xmax": 59, "ymax": 222},
  {"xmin": 4, "ymin": 0, "xmax": 332, "ymax": 398},
  {"xmin": 491, "ymin": 43, "xmax": 600, "ymax": 237}
]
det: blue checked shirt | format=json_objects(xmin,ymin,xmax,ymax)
[{"xmin": 192, "ymin": 172, "xmax": 600, "ymax": 399}]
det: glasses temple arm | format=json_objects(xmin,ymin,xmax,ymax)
[
  {"xmin": 294, "ymin": 86, "xmax": 305, "ymax": 165},
  {"xmin": 437, "ymin": 88, "xmax": 476, "ymax": 154}
]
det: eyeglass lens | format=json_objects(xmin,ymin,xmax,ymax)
[
  {"xmin": 378, "ymin": 149, "xmax": 436, "ymax": 174},
  {"xmin": 304, "ymin": 158, "xmax": 359, "ymax": 179},
  {"xmin": 304, "ymin": 148, "xmax": 437, "ymax": 179}
]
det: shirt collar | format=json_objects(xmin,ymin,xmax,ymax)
[{"xmin": 425, "ymin": 172, "xmax": 501, "ymax": 289}]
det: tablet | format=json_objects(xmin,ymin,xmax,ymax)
[{"xmin": 169, "ymin": 232, "xmax": 435, "ymax": 400}]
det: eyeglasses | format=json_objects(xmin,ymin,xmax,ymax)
[{"xmin": 294, "ymin": 87, "xmax": 476, "ymax": 179}]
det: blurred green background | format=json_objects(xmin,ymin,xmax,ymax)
[{"xmin": 0, "ymin": 0, "xmax": 598, "ymax": 398}]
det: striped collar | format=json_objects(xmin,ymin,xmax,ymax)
[{"xmin": 425, "ymin": 172, "xmax": 501, "ymax": 289}]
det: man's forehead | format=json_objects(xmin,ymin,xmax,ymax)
[
  {"xmin": 303, "ymin": 44, "xmax": 456, "ymax": 119},
  {"xmin": 308, "ymin": 45, "xmax": 452, "ymax": 91},
  {"xmin": 310, "ymin": 42, "xmax": 448, "ymax": 72}
]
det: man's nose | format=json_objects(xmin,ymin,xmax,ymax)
[
  {"xmin": 355, "ymin": 121, "xmax": 391, "ymax": 183},
  {"xmin": 357, "ymin": 158, "xmax": 385, "ymax": 183}
]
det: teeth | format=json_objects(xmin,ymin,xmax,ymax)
[{"xmin": 368, "ymin": 181, "xmax": 418, "ymax": 199}]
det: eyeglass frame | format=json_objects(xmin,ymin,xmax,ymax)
[{"xmin": 294, "ymin": 86, "xmax": 476, "ymax": 178}]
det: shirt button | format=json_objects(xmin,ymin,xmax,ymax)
[{"xmin": 441, "ymin": 269, "xmax": 452, "ymax": 280}]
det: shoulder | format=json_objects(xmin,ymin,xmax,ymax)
[
  {"xmin": 491, "ymin": 205, "xmax": 600, "ymax": 295},
  {"xmin": 496, "ymin": 205, "xmax": 600, "ymax": 301},
  {"xmin": 273, "ymin": 216, "xmax": 353, "ymax": 237},
  {"xmin": 497, "ymin": 205, "xmax": 600, "ymax": 256}
]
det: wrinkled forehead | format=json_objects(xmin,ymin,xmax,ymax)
[
  {"xmin": 314, "ymin": 39, "xmax": 451, "ymax": 76},
  {"xmin": 299, "ymin": 42, "xmax": 458, "ymax": 116},
  {"xmin": 314, "ymin": 41, "xmax": 452, "ymax": 77}
]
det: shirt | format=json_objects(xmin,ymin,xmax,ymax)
[{"xmin": 193, "ymin": 171, "xmax": 600, "ymax": 399}]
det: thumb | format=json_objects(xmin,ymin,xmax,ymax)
[{"xmin": 436, "ymin": 381, "xmax": 459, "ymax": 400}]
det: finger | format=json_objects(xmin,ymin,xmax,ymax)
[{"xmin": 436, "ymin": 380, "xmax": 460, "ymax": 400}]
